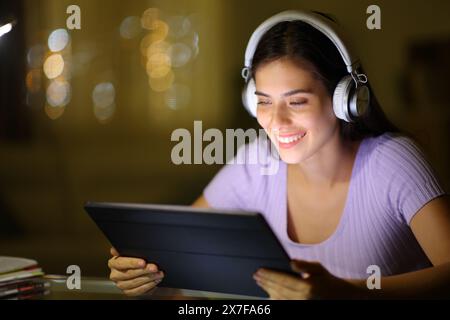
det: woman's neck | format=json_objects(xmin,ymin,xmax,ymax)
[{"xmin": 290, "ymin": 134, "xmax": 361, "ymax": 189}]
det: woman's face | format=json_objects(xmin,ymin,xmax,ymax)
[{"xmin": 255, "ymin": 58, "xmax": 340, "ymax": 164}]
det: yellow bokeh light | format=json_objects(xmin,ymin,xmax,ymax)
[
  {"xmin": 43, "ymin": 54, "xmax": 64, "ymax": 79},
  {"xmin": 149, "ymin": 64, "xmax": 171, "ymax": 79},
  {"xmin": 146, "ymin": 52, "xmax": 171, "ymax": 78},
  {"xmin": 151, "ymin": 20, "xmax": 169, "ymax": 41},
  {"xmin": 147, "ymin": 40, "xmax": 170, "ymax": 57},
  {"xmin": 141, "ymin": 8, "xmax": 160, "ymax": 30},
  {"xmin": 139, "ymin": 21, "xmax": 169, "ymax": 56},
  {"xmin": 140, "ymin": 33, "xmax": 154, "ymax": 56},
  {"xmin": 149, "ymin": 69, "xmax": 174, "ymax": 92}
]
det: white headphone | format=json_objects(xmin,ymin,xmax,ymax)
[{"xmin": 241, "ymin": 10, "xmax": 370, "ymax": 123}]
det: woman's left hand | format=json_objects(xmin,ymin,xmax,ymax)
[{"xmin": 254, "ymin": 260, "xmax": 368, "ymax": 300}]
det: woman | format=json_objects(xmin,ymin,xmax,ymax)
[{"xmin": 108, "ymin": 11, "xmax": 450, "ymax": 299}]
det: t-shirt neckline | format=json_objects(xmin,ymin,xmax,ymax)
[{"xmin": 280, "ymin": 137, "xmax": 368, "ymax": 248}]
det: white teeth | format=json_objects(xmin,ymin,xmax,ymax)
[{"xmin": 277, "ymin": 133, "xmax": 306, "ymax": 144}]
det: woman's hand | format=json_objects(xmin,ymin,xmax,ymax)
[
  {"xmin": 253, "ymin": 260, "xmax": 368, "ymax": 300},
  {"xmin": 108, "ymin": 247, "xmax": 165, "ymax": 296}
]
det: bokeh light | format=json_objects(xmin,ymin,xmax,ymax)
[
  {"xmin": 169, "ymin": 43, "xmax": 192, "ymax": 68},
  {"xmin": 164, "ymin": 84, "xmax": 191, "ymax": 110},
  {"xmin": 148, "ymin": 20, "xmax": 169, "ymax": 43},
  {"xmin": 43, "ymin": 54, "xmax": 65, "ymax": 79},
  {"xmin": 92, "ymin": 82, "xmax": 115, "ymax": 108},
  {"xmin": 45, "ymin": 104, "xmax": 65, "ymax": 120},
  {"xmin": 46, "ymin": 79, "xmax": 71, "ymax": 107},
  {"xmin": 92, "ymin": 82, "xmax": 116, "ymax": 123},
  {"xmin": 119, "ymin": 16, "xmax": 141, "ymax": 39},
  {"xmin": 149, "ymin": 69, "xmax": 174, "ymax": 92},
  {"xmin": 146, "ymin": 52, "xmax": 171, "ymax": 78},
  {"xmin": 147, "ymin": 40, "xmax": 170, "ymax": 57},
  {"xmin": 141, "ymin": 8, "xmax": 160, "ymax": 30},
  {"xmin": 140, "ymin": 10, "xmax": 199, "ymax": 105},
  {"xmin": 48, "ymin": 29, "xmax": 70, "ymax": 52},
  {"xmin": 167, "ymin": 16, "xmax": 191, "ymax": 39},
  {"xmin": 27, "ymin": 44, "xmax": 46, "ymax": 69},
  {"xmin": 191, "ymin": 32, "xmax": 200, "ymax": 57},
  {"xmin": 94, "ymin": 103, "xmax": 116, "ymax": 123}
]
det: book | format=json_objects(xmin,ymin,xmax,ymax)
[
  {"xmin": 0, "ymin": 257, "xmax": 38, "ymax": 274},
  {"xmin": 0, "ymin": 256, "xmax": 48, "ymax": 300},
  {"xmin": 0, "ymin": 267, "xmax": 44, "ymax": 283},
  {"xmin": 0, "ymin": 278, "xmax": 50, "ymax": 298}
]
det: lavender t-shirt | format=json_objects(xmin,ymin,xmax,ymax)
[{"xmin": 203, "ymin": 133, "xmax": 447, "ymax": 279}]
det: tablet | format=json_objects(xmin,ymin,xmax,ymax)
[{"xmin": 84, "ymin": 202, "xmax": 293, "ymax": 298}]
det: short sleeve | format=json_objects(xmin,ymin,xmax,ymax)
[
  {"xmin": 203, "ymin": 141, "xmax": 262, "ymax": 211},
  {"xmin": 374, "ymin": 134, "xmax": 447, "ymax": 225}
]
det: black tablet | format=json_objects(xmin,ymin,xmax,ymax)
[{"xmin": 84, "ymin": 202, "xmax": 293, "ymax": 298}]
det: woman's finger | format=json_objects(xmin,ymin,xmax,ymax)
[
  {"xmin": 255, "ymin": 269, "xmax": 307, "ymax": 292},
  {"xmin": 110, "ymin": 266, "xmax": 162, "ymax": 282},
  {"xmin": 108, "ymin": 256, "xmax": 146, "ymax": 271},
  {"xmin": 117, "ymin": 274, "xmax": 163, "ymax": 291},
  {"xmin": 110, "ymin": 247, "xmax": 119, "ymax": 257}
]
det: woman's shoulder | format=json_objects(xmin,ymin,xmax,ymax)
[
  {"xmin": 361, "ymin": 132, "xmax": 446, "ymax": 224},
  {"xmin": 362, "ymin": 132, "xmax": 425, "ymax": 165},
  {"xmin": 361, "ymin": 131, "xmax": 443, "ymax": 192}
]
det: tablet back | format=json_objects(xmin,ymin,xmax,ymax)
[{"xmin": 85, "ymin": 202, "xmax": 293, "ymax": 297}]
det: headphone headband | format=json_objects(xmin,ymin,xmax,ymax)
[
  {"xmin": 243, "ymin": 10, "xmax": 360, "ymax": 79},
  {"xmin": 241, "ymin": 10, "xmax": 370, "ymax": 122}
]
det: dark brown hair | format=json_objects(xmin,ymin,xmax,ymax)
[{"xmin": 251, "ymin": 17, "xmax": 399, "ymax": 141}]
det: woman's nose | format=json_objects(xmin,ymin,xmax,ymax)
[{"xmin": 269, "ymin": 103, "xmax": 292, "ymax": 131}]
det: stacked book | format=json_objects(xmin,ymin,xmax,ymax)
[{"xmin": 0, "ymin": 256, "xmax": 50, "ymax": 300}]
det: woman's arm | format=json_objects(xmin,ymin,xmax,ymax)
[
  {"xmin": 352, "ymin": 195, "xmax": 450, "ymax": 299},
  {"xmin": 255, "ymin": 196, "xmax": 450, "ymax": 299},
  {"xmin": 351, "ymin": 263, "xmax": 450, "ymax": 299}
]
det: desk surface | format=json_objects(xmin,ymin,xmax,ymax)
[{"xmin": 41, "ymin": 275, "xmax": 261, "ymax": 300}]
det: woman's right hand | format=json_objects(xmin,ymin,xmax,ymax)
[{"xmin": 108, "ymin": 247, "xmax": 165, "ymax": 296}]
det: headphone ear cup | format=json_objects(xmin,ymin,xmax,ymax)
[
  {"xmin": 349, "ymin": 85, "xmax": 370, "ymax": 118},
  {"xmin": 242, "ymin": 79, "xmax": 257, "ymax": 117},
  {"xmin": 333, "ymin": 76, "xmax": 353, "ymax": 122}
]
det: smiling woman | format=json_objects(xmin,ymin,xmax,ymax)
[
  {"xmin": 250, "ymin": 16, "xmax": 398, "ymax": 142},
  {"xmin": 200, "ymin": 10, "xmax": 450, "ymax": 299},
  {"xmin": 107, "ymin": 9, "xmax": 450, "ymax": 299}
]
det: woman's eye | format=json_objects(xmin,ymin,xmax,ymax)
[
  {"xmin": 289, "ymin": 101, "xmax": 306, "ymax": 107},
  {"xmin": 257, "ymin": 101, "xmax": 271, "ymax": 106}
]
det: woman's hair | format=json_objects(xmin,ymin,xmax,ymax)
[{"xmin": 250, "ymin": 17, "xmax": 399, "ymax": 141}]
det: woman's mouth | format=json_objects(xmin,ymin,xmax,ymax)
[{"xmin": 275, "ymin": 131, "xmax": 307, "ymax": 149}]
